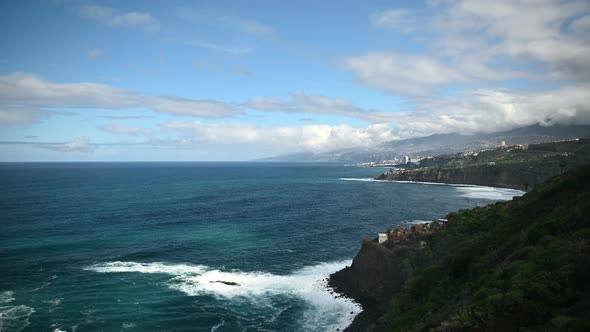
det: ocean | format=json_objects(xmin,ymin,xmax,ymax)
[{"xmin": 0, "ymin": 163, "xmax": 523, "ymax": 332}]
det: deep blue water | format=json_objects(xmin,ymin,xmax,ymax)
[{"xmin": 0, "ymin": 163, "xmax": 523, "ymax": 332}]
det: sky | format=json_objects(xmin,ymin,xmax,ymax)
[{"xmin": 0, "ymin": 0, "xmax": 589, "ymax": 161}]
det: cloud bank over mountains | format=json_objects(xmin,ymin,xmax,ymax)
[{"xmin": 1, "ymin": 0, "xmax": 589, "ymax": 159}]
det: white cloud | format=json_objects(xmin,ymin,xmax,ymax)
[
  {"xmin": 244, "ymin": 92, "xmax": 396, "ymax": 123},
  {"xmin": 147, "ymin": 97, "xmax": 241, "ymax": 118},
  {"xmin": 80, "ymin": 4, "xmax": 160, "ymax": 32},
  {"xmin": 39, "ymin": 137, "xmax": 95, "ymax": 153},
  {"xmin": 0, "ymin": 108, "xmax": 49, "ymax": 125},
  {"xmin": 383, "ymin": 85, "xmax": 590, "ymax": 137},
  {"xmin": 161, "ymin": 121, "xmax": 399, "ymax": 153},
  {"xmin": 431, "ymin": 0, "xmax": 590, "ymax": 81},
  {"xmin": 342, "ymin": 52, "xmax": 467, "ymax": 95},
  {"xmin": 0, "ymin": 72, "xmax": 139, "ymax": 109},
  {"xmin": 571, "ymin": 14, "xmax": 590, "ymax": 32},
  {"xmin": 371, "ymin": 9, "xmax": 414, "ymax": 32},
  {"xmin": 0, "ymin": 72, "xmax": 243, "ymax": 121},
  {"xmin": 352, "ymin": 1, "xmax": 590, "ymax": 96}
]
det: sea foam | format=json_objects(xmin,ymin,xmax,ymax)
[
  {"xmin": 454, "ymin": 186, "xmax": 524, "ymax": 200},
  {"xmin": 338, "ymin": 177, "xmax": 381, "ymax": 182},
  {"xmin": 340, "ymin": 178, "xmax": 524, "ymax": 201},
  {"xmin": 0, "ymin": 304, "xmax": 35, "ymax": 332},
  {"xmin": 0, "ymin": 291, "xmax": 14, "ymax": 304},
  {"xmin": 85, "ymin": 260, "xmax": 360, "ymax": 331}
]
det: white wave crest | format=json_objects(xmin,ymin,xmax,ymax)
[
  {"xmin": 0, "ymin": 304, "xmax": 35, "ymax": 332},
  {"xmin": 338, "ymin": 177, "xmax": 380, "ymax": 182},
  {"xmin": 454, "ymin": 186, "xmax": 524, "ymax": 200},
  {"xmin": 83, "ymin": 261, "xmax": 208, "ymax": 275},
  {"xmin": 85, "ymin": 260, "xmax": 360, "ymax": 331},
  {"xmin": 401, "ymin": 220, "xmax": 431, "ymax": 225},
  {"xmin": 0, "ymin": 291, "xmax": 14, "ymax": 304}
]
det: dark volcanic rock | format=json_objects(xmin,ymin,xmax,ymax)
[
  {"xmin": 329, "ymin": 239, "xmax": 414, "ymax": 331},
  {"xmin": 210, "ymin": 280, "xmax": 240, "ymax": 286}
]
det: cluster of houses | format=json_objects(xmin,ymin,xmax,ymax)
[{"xmin": 377, "ymin": 218, "xmax": 449, "ymax": 247}]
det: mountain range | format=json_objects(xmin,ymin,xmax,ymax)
[{"xmin": 261, "ymin": 125, "xmax": 590, "ymax": 163}]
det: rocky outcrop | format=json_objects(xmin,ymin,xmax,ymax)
[{"xmin": 329, "ymin": 223, "xmax": 440, "ymax": 331}]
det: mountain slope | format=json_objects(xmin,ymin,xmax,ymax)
[
  {"xmin": 377, "ymin": 138, "xmax": 590, "ymax": 190},
  {"xmin": 262, "ymin": 125, "xmax": 590, "ymax": 163}
]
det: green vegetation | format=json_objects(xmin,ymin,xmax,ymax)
[
  {"xmin": 378, "ymin": 139, "xmax": 590, "ymax": 189},
  {"xmin": 381, "ymin": 163, "xmax": 590, "ymax": 331}
]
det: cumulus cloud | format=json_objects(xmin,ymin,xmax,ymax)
[
  {"xmin": 161, "ymin": 121, "xmax": 399, "ymax": 153},
  {"xmin": 39, "ymin": 137, "xmax": 95, "ymax": 153},
  {"xmin": 342, "ymin": 52, "xmax": 468, "ymax": 95},
  {"xmin": 384, "ymin": 85, "xmax": 590, "ymax": 138},
  {"xmin": 350, "ymin": 1, "xmax": 590, "ymax": 96},
  {"xmin": 432, "ymin": 0, "xmax": 590, "ymax": 80},
  {"xmin": 80, "ymin": 4, "xmax": 160, "ymax": 32},
  {"xmin": 0, "ymin": 72, "xmax": 243, "ymax": 121}
]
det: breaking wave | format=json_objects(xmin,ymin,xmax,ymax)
[
  {"xmin": 85, "ymin": 260, "xmax": 360, "ymax": 331},
  {"xmin": 338, "ymin": 177, "xmax": 380, "ymax": 182},
  {"xmin": 0, "ymin": 304, "xmax": 35, "ymax": 332},
  {"xmin": 454, "ymin": 186, "xmax": 524, "ymax": 200}
]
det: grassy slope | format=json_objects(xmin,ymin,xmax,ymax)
[{"xmin": 380, "ymin": 164, "xmax": 590, "ymax": 331}]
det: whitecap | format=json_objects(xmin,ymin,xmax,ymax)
[
  {"xmin": 0, "ymin": 304, "xmax": 35, "ymax": 332},
  {"xmin": 0, "ymin": 291, "xmax": 14, "ymax": 304},
  {"xmin": 85, "ymin": 260, "xmax": 360, "ymax": 332},
  {"xmin": 338, "ymin": 178, "xmax": 380, "ymax": 182},
  {"xmin": 401, "ymin": 220, "xmax": 431, "ymax": 225},
  {"xmin": 454, "ymin": 186, "xmax": 524, "ymax": 200},
  {"xmin": 83, "ymin": 261, "xmax": 207, "ymax": 275},
  {"xmin": 122, "ymin": 322, "xmax": 136, "ymax": 329},
  {"xmin": 210, "ymin": 319, "xmax": 224, "ymax": 332}
]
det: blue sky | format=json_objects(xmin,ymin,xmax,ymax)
[{"xmin": 1, "ymin": 0, "xmax": 589, "ymax": 161}]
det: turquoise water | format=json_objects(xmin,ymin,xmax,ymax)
[{"xmin": 0, "ymin": 163, "xmax": 523, "ymax": 331}]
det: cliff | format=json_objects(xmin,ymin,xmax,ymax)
[
  {"xmin": 377, "ymin": 139, "xmax": 590, "ymax": 190},
  {"xmin": 376, "ymin": 164, "xmax": 542, "ymax": 190},
  {"xmin": 331, "ymin": 163, "xmax": 590, "ymax": 331}
]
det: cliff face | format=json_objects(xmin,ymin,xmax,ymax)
[
  {"xmin": 329, "ymin": 223, "xmax": 438, "ymax": 331},
  {"xmin": 330, "ymin": 239, "xmax": 411, "ymax": 309},
  {"xmin": 376, "ymin": 164, "xmax": 550, "ymax": 190},
  {"xmin": 376, "ymin": 139, "xmax": 590, "ymax": 189}
]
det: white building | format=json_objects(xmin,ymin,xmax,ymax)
[
  {"xmin": 404, "ymin": 156, "xmax": 409, "ymax": 164},
  {"xmin": 378, "ymin": 232, "xmax": 388, "ymax": 244}
]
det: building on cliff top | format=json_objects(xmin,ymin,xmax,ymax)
[{"xmin": 378, "ymin": 232, "xmax": 388, "ymax": 244}]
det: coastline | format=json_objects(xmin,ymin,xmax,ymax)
[{"xmin": 329, "ymin": 164, "xmax": 590, "ymax": 331}]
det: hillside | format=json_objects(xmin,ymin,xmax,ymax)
[
  {"xmin": 330, "ymin": 163, "xmax": 590, "ymax": 331},
  {"xmin": 262, "ymin": 125, "xmax": 590, "ymax": 163},
  {"xmin": 376, "ymin": 139, "xmax": 590, "ymax": 190}
]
